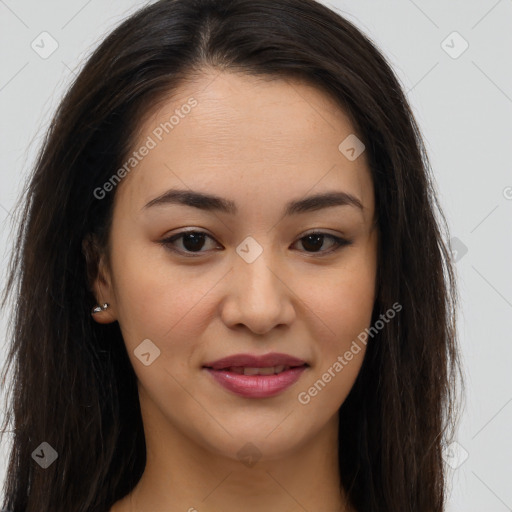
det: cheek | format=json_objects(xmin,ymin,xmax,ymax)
[
  {"xmin": 298, "ymin": 243, "xmax": 376, "ymax": 400},
  {"xmin": 310, "ymin": 244, "xmax": 377, "ymax": 343},
  {"xmin": 297, "ymin": 279, "xmax": 374, "ymax": 412},
  {"xmin": 332, "ymin": 269, "xmax": 375, "ymax": 340},
  {"xmin": 109, "ymin": 243, "xmax": 213, "ymax": 353},
  {"xmin": 306, "ymin": 271, "xmax": 374, "ymax": 374}
]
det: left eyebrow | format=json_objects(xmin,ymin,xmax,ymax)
[{"xmin": 142, "ymin": 188, "xmax": 364, "ymax": 215}]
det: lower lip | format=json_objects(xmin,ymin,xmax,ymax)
[{"xmin": 204, "ymin": 366, "xmax": 308, "ymax": 398}]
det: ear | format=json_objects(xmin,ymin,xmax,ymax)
[{"xmin": 82, "ymin": 233, "xmax": 117, "ymax": 324}]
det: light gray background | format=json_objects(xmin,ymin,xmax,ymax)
[{"xmin": 1, "ymin": 1, "xmax": 511, "ymax": 510}]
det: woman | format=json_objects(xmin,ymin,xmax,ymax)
[{"xmin": 0, "ymin": 0, "xmax": 464, "ymax": 511}]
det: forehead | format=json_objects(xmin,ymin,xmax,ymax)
[{"xmin": 116, "ymin": 71, "xmax": 374, "ymax": 222}]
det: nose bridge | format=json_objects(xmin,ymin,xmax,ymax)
[
  {"xmin": 235, "ymin": 235, "xmax": 281, "ymax": 301},
  {"xmin": 221, "ymin": 235, "xmax": 294, "ymax": 333}
]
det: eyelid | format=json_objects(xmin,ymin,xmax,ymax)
[
  {"xmin": 159, "ymin": 229, "xmax": 219, "ymax": 257},
  {"xmin": 159, "ymin": 229, "xmax": 352, "ymax": 257}
]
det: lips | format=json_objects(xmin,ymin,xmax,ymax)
[
  {"xmin": 203, "ymin": 352, "xmax": 308, "ymax": 371},
  {"xmin": 202, "ymin": 352, "xmax": 309, "ymax": 398},
  {"xmin": 219, "ymin": 365, "xmax": 295, "ymax": 375}
]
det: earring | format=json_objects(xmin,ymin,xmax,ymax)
[{"xmin": 91, "ymin": 303, "xmax": 110, "ymax": 314}]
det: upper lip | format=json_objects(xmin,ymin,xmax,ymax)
[{"xmin": 203, "ymin": 352, "xmax": 308, "ymax": 370}]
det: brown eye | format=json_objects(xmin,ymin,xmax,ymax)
[
  {"xmin": 294, "ymin": 232, "xmax": 352, "ymax": 255},
  {"xmin": 160, "ymin": 231, "xmax": 219, "ymax": 255}
]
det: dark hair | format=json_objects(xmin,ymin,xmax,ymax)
[{"xmin": 0, "ymin": 1, "xmax": 465, "ymax": 511}]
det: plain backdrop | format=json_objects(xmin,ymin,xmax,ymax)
[{"xmin": 1, "ymin": 1, "xmax": 511, "ymax": 510}]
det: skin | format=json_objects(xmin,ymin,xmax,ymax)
[{"xmin": 93, "ymin": 69, "xmax": 378, "ymax": 512}]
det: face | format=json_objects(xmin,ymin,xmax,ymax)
[{"xmin": 92, "ymin": 70, "xmax": 378, "ymax": 463}]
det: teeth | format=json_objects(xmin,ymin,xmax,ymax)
[
  {"xmin": 245, "ymin": 367, "xmax": 272, "ymax": 375},
  {"xmin": 223, "ymin": 365, "xmax": 292, "ymax": 375}
]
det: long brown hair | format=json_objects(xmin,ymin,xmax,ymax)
[{"xmin": 0, "ymin": 1, "xmax": 465, "ymax": 510}]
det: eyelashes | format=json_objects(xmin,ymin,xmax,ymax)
[{"xmin": 159, "ymin": 230, "xmax": 352, "ymax": 257}]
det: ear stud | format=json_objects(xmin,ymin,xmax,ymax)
[{"xmin": 91, "ymin": 303, "xmax": 110, "ymax": 314}]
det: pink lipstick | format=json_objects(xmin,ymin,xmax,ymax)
[{"xmin": 203, "ymin": 352, "xmax": 309, "ymax": 398}]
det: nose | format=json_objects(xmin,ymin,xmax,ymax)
[{"xmin": 219, "ymin": 249, "xmax": 296, "ymax": 336}]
